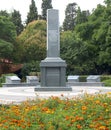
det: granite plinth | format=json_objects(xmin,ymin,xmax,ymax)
[
  {"xmin": 67, "ymin": 82, "xmax": 104, "ymax": 87},
  {"xmin": 6, "ymin": 76, "xmax": 21, "ymax": 84},
  {"xmin": 68, "ymin": 75, "xmax": 79, "ymax": 82},
  {"xmin": 87, "ymin": 75, "xmax": 100, "ymax": 82},
  {"xmin": 2, "ymin": 82, "xmax": 40, "ymax": 87},
  {"xmin": 34, "ymin": 57, "xmax": 72, "ymax": 91},
  {"xmin": 26, "ymin": 76, "xmax": 39, "ymax": 84},
  {"xmin": 35, "ymin": 86, "xmax": 72, "ymax": 91},
  {"xmin": 40, "ymin": 57, "xmax": 67, "ymax": 87}
]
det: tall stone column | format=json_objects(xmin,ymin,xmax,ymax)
[
  {"xmin": 35, "ymin": 9, "xmax": 72, "ymax": 91},
  {"xmin": 47, "ymin": 9, "xmax": 60, "ymax": 58}
]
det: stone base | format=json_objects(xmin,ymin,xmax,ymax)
[
  {"xmin": 2, "ymin": 82, "xmax": 40, "ymax": 87},
  {"xmin": 35, "ymin": 86, "xmax": 72, "ymax": 91},
  {"xmin": 67, "ymin": 82, "xmax": 104, "ymax": 87},
  {"xmin": 40, "ymin": 57, "xmax": 67, "ymax": 87}
]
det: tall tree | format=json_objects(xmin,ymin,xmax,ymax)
[
  {"xmin": 0, "ymin": 39, "xmax": 14, "ymax": 60},
  {"xmin": 17, "ymin": 20, "xmax": 46, "ymax": 63},
  {"xmin": 0, "ymin": 16, "xmax": 17, "ymax": 61},
  {"xmin": 76, "ymin": 7, "xmax": 89, "ymax": 24},
  {"xmin": 0, "ymin": 10, "xmax": 9, "ymax": 17},
  {"xmin": 0, "ymin": 16, "xmax": 16, "ymax": 43},
  {"xmin": 26, "ymin": 0, "xmax": 38, "ymax": 25},
  {"xmin": 75, "ymin": 3, "xmax": 111, "ymax": 74},
  {"xmin": 11, "ymin": 9, "xmax": 23, "ymax": 35},
  {"xmin": 63, "ymin": 2, "xmax": 78, "ymax": 31},
  {"xmin": 60, "ymin": 31, "xmax": 97, "ymax": 74},
  {"xmin": 104, "ymin": 0, "xmax": 111, "ymax": 5},
  {"xmin": 41, "ymin": 0, "xmax": 53, "ymax": 20}
]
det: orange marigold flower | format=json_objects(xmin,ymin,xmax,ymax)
[
  {"xmin": 71, "ymin": 119, "xmax": 75, "ymax": 123},
  {"xmin": 75, "ymin": 116, "xmax": 84, "ymax": 121},
  {"xmin": 99, "ymin": 125, "xmax": 109, "ymax": 130},
  {"xmin": 42, "ymin": 107, "xmax": 48, "ymax": 111},
  {"xmin": 65, "ymin": 116, "xmax": 70, "ymax": 120},
  {"xmin": 0, "ymin": 123, "xmax": 3, "ymax": 127},
  {"xmin": 95, "ymin": 100, "xmax": 101, "ymax": 104},
  {"xmin": 89, "ymin": 124, "xmax": 94, "ymax": 128},
  {"xmin": 76, "ymin": 124, "xmax": 82, "ymax": 129},
  {"xmin": 82, "ymin": 106, "xmax": 87, "ymax": 111}
]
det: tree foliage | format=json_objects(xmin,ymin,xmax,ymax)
[
  {"xmin": 41, "ymin": 0, "xmax": 53, "ymax": 20},
  {"xmin": 20, "ymin": 61, "xmax": 40, "ymax": 78},
  {"xmin": 61, "ymin": 2, "xmax": 111, "ymax": 74},
  {"xmin": 11, "ymin": 9, "xmax": 23, "ymax": 35},
  {"xmin": 0, "ymin": 11, "xmax": 24, "ymax": 62},
  {"xmin": 17, "ymin": 20, "xmax": 46, "ymax": 63},
  {"xmin": 76, "ymin": 7, "xmax": 90, "ymax": 25},
  {"xmin": 0, "ymin": 10, "xmax": 9, "ymax": 17},
  {"xmin": 0, "ymin": 39, "xmax": 14, "ymax": 60},
  {"xmin": 1, "ymin": 1, "xmax": 111, "ymax": 75},
  {"xmin": 60, "ymin": 31, "xmax": 97, "ymax": 74},
  {"xmin": 26, "ymin": 0, "xmax": 38, "ymax": 25},
  {"xmin": 63, "ymin": 2, "xmax": 78, "ymax": 31},
  {"xmin": 0, "ymin": 16, "xmax": 17, "ymax": 43}
]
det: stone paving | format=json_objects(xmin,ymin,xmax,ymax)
[{"xmin": 0, "ymin": 86, "xmax": 111, "ymax": 104}]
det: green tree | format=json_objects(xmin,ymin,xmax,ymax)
[
  {"xmin": 0, "ymin": 10, "xmax": 9, "ymax": 17},
  {"xmin": 63, "ymin": 2, "xmax": 78, "ymax": 31},
  {"xmin": 11, "ymin": 10, "xmax": 23, "ymax": 35},
  {"xmin": 61, "ymin": 3, "xmax": 109, "ymax": 74},
  {"xmin": 26, "ymin": 0, "xmax": 38, "ymax": 25},
  {"xmin": 0, "ymin": 39, "xmax": 14, "ymax": 60},
  {"xmin": 75, "ymin": 22, "xmax": 94, "ymax": 41},
  {"xmin": 96, "ymin": 5, "xmax": 111, "ymax": 72},
  {"xmin": 11, "ymin": 9, "xmax": 23, "ymax": 35},
  {"xmin": 76, "ymin": 7, "xmax": 89, "ymax": 24},
  {"xmin": 20, "ymin": 61, "xmax": 40, "ymax": 78},
  {"xmin": 0, "ymin": 16, "xmax": 16, "ymax": 43},
  {"xmin": 17, "ymin": 20, "xmax": 46, "ymax": 63},
  {"xmin": 41, "ymin": 0, "xmax": 53, "ymax": 20},
  {"xmin": 75, "ymin": 4, "xmax": 105, "ymax": 42},
  {"xmin": 0, "ymin": 15, "xmax": 18, "ymax": 62},
  {"xmin": 75, "ymin": 3, "xmax": 111, "ymax": 74},
  {"xmin": 104, "ymin": 0, "xmax": 111, "ymax": 5},
  {"xmin": 60, "ymin": 31, "xmax": 97, "ymax": 74},
  {"xmin": 89, "ymin": 4, "xmax": 111, "ymax": 73}
]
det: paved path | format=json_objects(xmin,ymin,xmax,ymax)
[{"xmin": 0, "ymin": 86, "xmax": 111, "ymax": 104}]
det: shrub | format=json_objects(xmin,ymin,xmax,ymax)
[
  {"xmin": 79, "ymin": 75, "xmax": 87, "ymax": 82},
  {"xmin": 103, "ymin": 78, "xmax": 111, "ymax": 86},
  {"xmin": 100, "ymin": 75, "xmax": 111, "ymax": 86},
  {"xmin": 20, "ymin": 61, "xmax": 40, "ymax": 79}
]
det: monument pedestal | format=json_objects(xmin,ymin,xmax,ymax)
[
  {"xmin": 35, "ymin": 9, "xmax": 72, "ymax": 91},
  {"xmin": 35, "ymin": 57, "xmax": 72, "ymax": 91}
]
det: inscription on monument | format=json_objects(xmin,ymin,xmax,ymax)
[{"xmin": 46, "ymin": 68, "xmax": 60, "ymax": 86}]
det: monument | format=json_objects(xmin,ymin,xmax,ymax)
[{"xmin": 35, "ymin": 9, "xmax": 72, "ymax": 91}]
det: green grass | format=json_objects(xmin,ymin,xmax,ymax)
[{"xmin": 0, "ymin": 93, "xmax": 111, "ymax": 129}]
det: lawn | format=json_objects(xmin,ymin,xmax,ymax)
[{"xmin": 0, "ymin": 93, "xmax": 111, "ymax": 130}]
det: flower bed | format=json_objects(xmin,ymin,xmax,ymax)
[{"xmin": 0, "ymin": 93, "xmax": 111, "ymax": 129}]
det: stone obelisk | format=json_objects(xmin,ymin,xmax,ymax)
[{"xmin": 35, "ymin": 9, "xmax": 72, "ymax": 91}]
